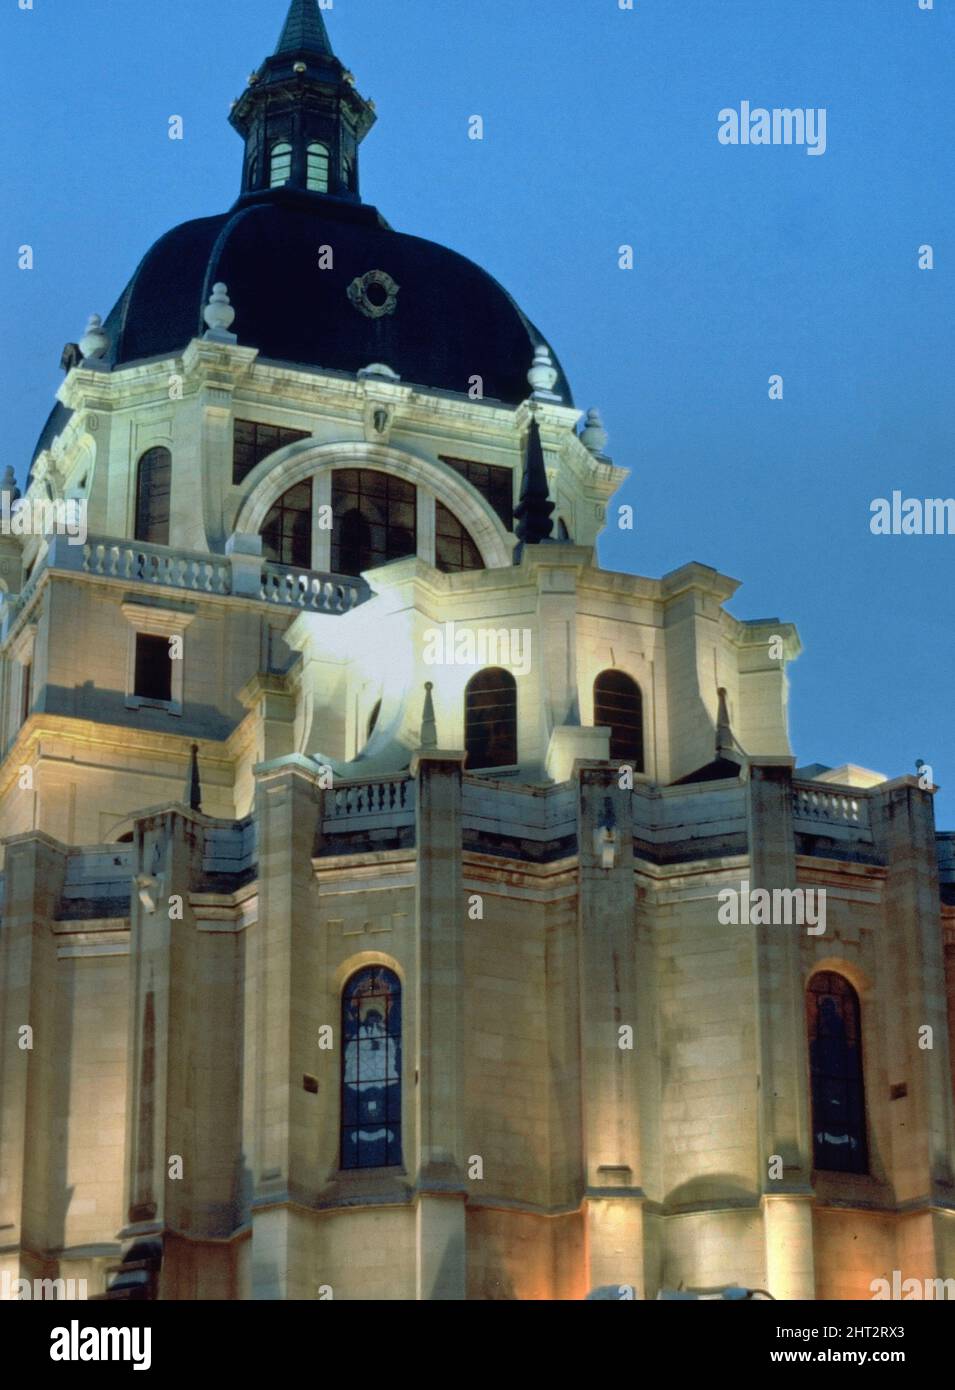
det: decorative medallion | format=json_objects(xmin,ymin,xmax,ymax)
[{"xmin": 347, "ymin": 270, "xmax": 400, "ymax": 320}]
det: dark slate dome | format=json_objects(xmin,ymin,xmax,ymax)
[
  {"xmin": 31, "ymin": 1, "xmax": 573, "ymax": 467},
  {"xmin": 98, "ymin": 189, "xmax": 571, "ymax": 405}
]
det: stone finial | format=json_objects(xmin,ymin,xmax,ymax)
[
  {"xmin": 513, "ymin": 418, "xmax": 555, "ymax": 554},
  {"xmin": 581, "ymin": 408, "xmax": 609, "ymax": 455},
  {"xmin": 0, "ymin": 465, "xmax": 21, "ymax": 504},
  {"xmin": 716, "ymin": 687, "xmax": 743, "ymax": 762},
  {"xmin": 420, "ymin": 681, "xmax": 437, "ymax": 749},
  {"xmin": 79, "ymin": 314, "xmax": 109, "ymax": 362},
  {"xmin": 527, "ymin": 344, "xmax": 560, "ymax": 398},
  {"xmin": 203, "ymin": 283, "xmax": 238, "ymax": 342}
]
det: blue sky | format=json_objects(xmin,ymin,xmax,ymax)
[{"xmin": 2, "ymin": 0, "xmax": 953, "ymax": 824}]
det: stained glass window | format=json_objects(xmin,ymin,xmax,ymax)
[
  {"xmin": 594, "ymin": 670, "xmax": 644, "ymax": 771},
  {"xmin": 807, "ymin": 972, "xmax": 868, "ymax": 1174},
  {"xmin": 341, "ymin": 967, "xmax": 402, "ymax": 1170}
]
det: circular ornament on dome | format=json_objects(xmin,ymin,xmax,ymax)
[{"xmin": 347, "ymin": 270, "xmax": 400, "ymax": 319}]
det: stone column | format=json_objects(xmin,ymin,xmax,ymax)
[
  {"xmin": 533, "ymin": 555, "xmax": 582, "ymax": 776},
  {"xmin": 0, "ymin": 832, "xmax": 67, "ymax": 1284},
  {"xmin": 576, "ymin": 764, "xmax": 645, "ymax": 1295},
  {"xmin": 239, "ymin": 673, "xmax": 296, "ymax": 765},
  {"xmin": 249, "ymin": 757, "xmax": 323, "ymax": 1299},
  {"xmin": 870, "ymin": 778, "xmax": 954, "ymax": 1280},
  {"xmin": 412, "ymin": 749, "xmax": 467, "ymax": 1299},
  {"xmin": 747, "ymin": 758, "xmax": 816, "ymax": 1299},
  {"xmin": 122, "ymin": 808, "xmax": 206, "ymax": 1296}
]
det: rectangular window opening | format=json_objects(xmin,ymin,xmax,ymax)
[{"xmin": 134, "ymin": 633, "xmax": 173, "ymax": 703}]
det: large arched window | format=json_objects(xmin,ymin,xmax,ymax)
[
  {"xmin": 465, "ymin": 668, "xmax": 517, "ymax": 770},
  {"xmin": 337, "ymin": 508, "xmax": 372, "ymax": 576},
  {"xmin": 594, "ymin": 670, "xmax": 644, "ymax": 770},
  {"xmin": 330, "ymin": 470, "xmax": 416, "ymax": 576},
  {"xmin": 435, "ymin": 501, "xmax": 484, "ymax": 573},
  {"xmin": 341, "ymin": 966, "xmax": 402, "ymax": 1170},
  {"xmin": 306, "ymin": 142, "xmax": 330, "ymax": 192},
  {"xmin": 269, "ymin": 141, "xmax": 292, "ymax": 188},
  {"xmin": 807, "ymin": 972, "xmax": 868, "ymax": 1174},
  {"xmin": 134, "ymin": 447, "xmax": 172, "ymax": 546},
  {"xmin": 260, "ymin": 480, "xmax": 312, "ymax": 568}
]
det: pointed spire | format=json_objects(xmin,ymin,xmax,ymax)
[
  {"xmin": 514, "ymin": 418, "xmax": 555, "ymax": 554},
  {"xmin": 420, "ymin": 682, "xmax": 437, "ymax": 750},
  {"xmin": 186, "ymin": 743, "xmax": 202, "ymax": 813},
  {"xmin": 275, "ymin": 0, "xmax": 333, "ymax": 57}
]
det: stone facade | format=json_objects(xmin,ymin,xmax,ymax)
[{"xmin": 1, "ymin": 0, "xmax": 953, "ymax": 1302}]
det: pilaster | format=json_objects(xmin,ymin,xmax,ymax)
[{"xmin": 411, "ymin": 748, "xmax": 467, "ymax": 1299}]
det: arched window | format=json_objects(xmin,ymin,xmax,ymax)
[
  {"xmin": 435, "ymin": 501, "xmax": 484, "ymax": 573},
  {"xmin": 807, "ymin": 972, "xmax": 868, "ymax": 1174},
  {"xmin": 337, "ymin": 508, "xmax": 373, "ymax": 576},
  {"xmin": 134, "ymin": 447, "xmax": 171, "ymax": 546},
  {"xmin": 465, "ymin": 668, "xmax": 517, "ymax": 771},
  {"xmin": 306, "ymin": 142, "xmax": 330, "ymax": 192},
  {"xmin": 269, "ymin": 141, "xmax": 292, "ymax": 188},
  {"xmin": 341, "ymin": 966, "xmax": 402, "ymax": 1170},
  {"xmin": 330, "ymin": 470, "xmax": 416, "ymax": 576},
  {"xmin": 260, "ymin": 480, "xmax": 312, "ymax": 568},
  {"xmin": 594, "ymin": 670, "xmax": 644, "ymax": 770}
]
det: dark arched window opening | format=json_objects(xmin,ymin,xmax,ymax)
[
  {"xmin": 134, "ymin": 448, "xmax": 171, "ymax": 546},
  {"xmin": 261, "ymin": 480, "xmax": 312, "ymax": 569},
  {"xmin": 465, "ymin": 667, "xmax": 517, "ymax": 771},
  {"xmin": 594, "ymin": 670, "xmax": 644, "ymax": 770},
  {"xmin": 341, "ymin": 966, "xmax": 402, "ymax": 1170},
  {"xmin": 807, "ymin": 972, "xmax": 868, "ymax": 1174},
  {"xmin": 435, "ymin": 501, "xmax": 484, "ymax": 573},
  {"xmin": 330, "ymin": 470, "xmax": 416, "ymax": 576}
]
